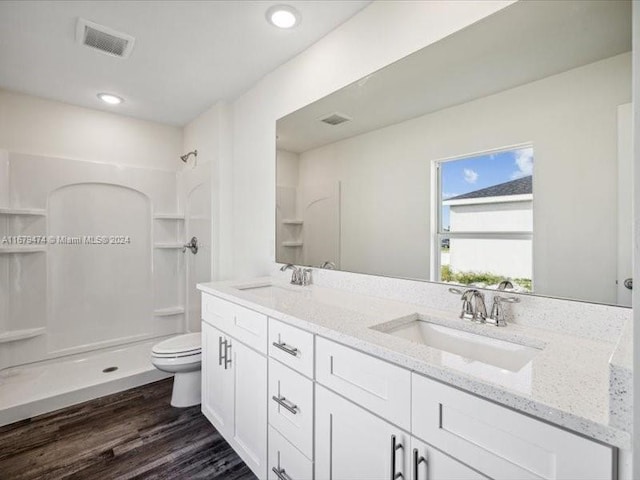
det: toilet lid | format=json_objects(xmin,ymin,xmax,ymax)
[{"xmin": 152, "ymin": 332, "xmax": 201, "ymax": 355}]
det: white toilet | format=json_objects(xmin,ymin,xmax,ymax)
[{"xmin": 151, "ymin": 332, "xmax": 202, "ymax": 407}]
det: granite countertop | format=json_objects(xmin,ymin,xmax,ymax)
[{"xmin": 198, "ymin": 277, "xmax": 631, "ymax": 449}]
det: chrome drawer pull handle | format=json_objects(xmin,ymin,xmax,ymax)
[
  {"xmin": 390, "ymin": 434, "xmax": 403, "ymax": 479},
  {"xmin": 272, "ymin": 341, "xmax": 299, "ymax": 357},
  {"xmin": 413, "ymin": 448, "xmax": 427, "ymax": 480},
  {"xmin": 218, "ymin": 336, "xmax": 226, "ymax": 366},
  {"xmin": 272, "ymin": 395, "xmax": 299, "ymax": 414},
  {"xmin": 224, "ymin": 341, "xmax": 232, "ymax": 370},
  {"xmin": 272, "ymin": 467, "xmax": 293, "ymax": 480}
]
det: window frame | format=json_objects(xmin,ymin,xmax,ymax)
[{"xmin": 430, "ymin": 143, "xmax": 534, "ymax": 288}]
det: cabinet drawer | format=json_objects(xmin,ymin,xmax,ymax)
[
  {"xmin": 411, "ymin": 373, "xmax": 614, "ymax": 480},
  {"xmin": 315, "ymin": 337, "xmax": 411, "ymax": 430},
  {"xmin": 269, "ymin": 318, "xmax": 314, "ymax": 378},
  {"xmin": 202, "ymin": 293, "xmax": 267, "ymax": 353},
  {"xmin": 269, "ymin": 358, "xmax": 314, "ymax": 459},
  {"xmin": 269, "ymin": 425, "xmax": 313, "ymax": 480}
]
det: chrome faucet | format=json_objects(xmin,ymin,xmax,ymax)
[
  {"xmin": 459, "ymin": 289, "xmax": 488, "ymax": 323},
  {"xmin": 280, "ymin": 264, "xmax": 313, "ymax": 286}
]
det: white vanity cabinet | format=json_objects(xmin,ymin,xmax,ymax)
[
  {"xmin": 199, "ymin": 288, "xmax": 618, "ymax": 480},
  {"xmin": 201, "ymin": 294, "xmax": 268, "ymax": 479}
]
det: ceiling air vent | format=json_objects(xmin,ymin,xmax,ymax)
[
  {"xmin": 76, "ymin": 18, "xmax": 135, "ymax": 59},
  {"xmin": 320, "ymin": 112, "xmax": 352, "ymax": 126}
]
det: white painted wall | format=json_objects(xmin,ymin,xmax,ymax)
[
  {"xmin": 0, "ymin": 89, "xmax": 182, "ymax": 170},
  {"xmin": 276, "ymin": 150, "xmax": 300, "ymax": 188}
]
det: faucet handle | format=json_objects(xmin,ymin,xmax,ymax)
[
  {"xmin": 460, "ymin": 297, "xmax": 475, "ymax": 320},
  {"xmin": 473, "ymin": 291, "xmax": 487, "ymax": 322},
  {"xmin": 488, "ymin": 295, "xmax": 519, "ymax": 326},
  {"xmin": 302, "ymin": 268, "xmax": 313, "ymax": 286}
]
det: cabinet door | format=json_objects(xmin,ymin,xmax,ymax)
[
  {"xmin": 233, "ymin": 339, "xmax": 268, "ymax": 478},
  {"xmin": 201, "ymin": 321, "xmax": 234, "ymax": 436},
  {"xmin": 411, "ymin": 438, "xmax": 487, "ymax": 480},
  {"xmin": 315, "ymin": 385, "xmax": 410, "ymax": 480}
]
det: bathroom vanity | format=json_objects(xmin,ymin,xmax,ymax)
[{"xmin": 198, "ymin": 277, "xmax": 630, "ymax": 480}]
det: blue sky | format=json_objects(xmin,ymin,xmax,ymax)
[{"xmin": 440, "ymin": 146, "xmax": 533, "ymax": 230}]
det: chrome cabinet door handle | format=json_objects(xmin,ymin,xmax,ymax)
[
  {"xmin": 272, "ymin": 341, "xmax": 298, "ymax": 357},
  {"xmin": 271, "ymin": 395, "xmax": 299, "ymax": 414},
  {"xmin": 272, "ymin": 467, "xmax": 293, "ymax": 480},
  {"xmin": 413, "ymin": 448, "xmax": 427, "ymax": 480},
  {"xmin": 218, "ymin": 336, "xmax": 226, "ymax": 366},
  {"xmin": 224, "ymin": 341, "xmax": 232, "ymax": 369},
  {"xmin": 390, "ymin": 434, "xmax": 403, "ymax": 479}
]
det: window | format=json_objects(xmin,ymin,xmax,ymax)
[{"xmin": 434, "ymin": 145, "xmax": 533, "ymax": 291}]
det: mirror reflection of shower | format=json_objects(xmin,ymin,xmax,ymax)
[{"xmin": 180, "ymin": 149, "xmax": 198, "ymax": 168}]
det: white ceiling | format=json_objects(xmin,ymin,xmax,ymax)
[
  {"xmin": 0, "ymin": 0, "xmax": 370, "ymax": 126},
  {"xmin": 277, "ymin": 0, "xmax": 631, "ymax": 153}
]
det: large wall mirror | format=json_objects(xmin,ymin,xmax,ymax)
[{"xmin": 276, "ymin": 0, "xmax": 632, "ymax": 307}]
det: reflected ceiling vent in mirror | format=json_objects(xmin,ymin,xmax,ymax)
[
  {"xmin": 76, "ymin": 18, "xmax": 135, "ymax": 59},
  {"xmin": 320, "ymin": 112, "xmax": 352, "ymax": 126}
]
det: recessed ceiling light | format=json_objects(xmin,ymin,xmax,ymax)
[
  {"xmin": 266, "ymin": 5, "xmax": 300, "ymax": 29},
  {"xmin": 97, "ymin": 93, "xmax": 123, "ymax": 105}
]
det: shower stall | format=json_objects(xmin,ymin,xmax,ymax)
[{"xmin": 0, "ymin": 150, "xmax": 211, "ymax": 425}]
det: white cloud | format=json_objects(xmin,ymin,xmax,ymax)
[
  {"xmin": 511, "ymin": 148, "xmax": 533, "ymax": 179},
  {"xmin": 463, "ymin": 168, "xmax": 478, "ymax": 184},
  {"xmin": 442, "ymin": 192, "xmax": 459, "ymax": 199}
]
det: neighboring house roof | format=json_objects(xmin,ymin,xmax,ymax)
[{"xmin": 448, "ymin": 176, "xmax": 532, "ymax": 200}]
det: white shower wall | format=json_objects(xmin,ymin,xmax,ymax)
[{"xmin": 0, "ymin": 151, "xmax": 195, "ymax": 370}]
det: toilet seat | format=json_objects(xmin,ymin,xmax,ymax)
[{"xmin": 152, "ymin": 332, "xmax": 201, "ymax": 358}]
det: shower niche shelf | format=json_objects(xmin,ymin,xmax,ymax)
[
  {"xmin": 0, "ymin": 246, "xmax": 47, "ymax": 254},
  {"xmin": 153, "ymin": 306, "xmax": 185, "ymax": 317},
  {"xmin": 154, "ymin": 243, "xmax": 184, "ymax": 249},
  {"xmin": 0, "ymin": 208, "xmax": 47, "ymax": 216},
  {"xmin": 0, "ymin": 327, "xmax": 46, "ymax": 344},
  {"xmin": 154, "ymin": 214, "xmax": 185, "ymax": 220},
  {"xmin": 282, "ymin": 241, "xmax": 303, "ymax": 247},
  {"xmin": 1, "ymin": 207, "xmax": 47, "ymax": 239},
  {"xmin": 282, "ymin": 219, "xmax": 303, "ymax": 225}
]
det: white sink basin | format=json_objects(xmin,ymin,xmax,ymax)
[{"xmin": 375, "ymin": 317, "xmax": 541, "ymax": 372}]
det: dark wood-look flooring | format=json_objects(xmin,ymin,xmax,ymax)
[{"xmin": 0, "ymin": 379, "xmax": 257, "ymax": 480}]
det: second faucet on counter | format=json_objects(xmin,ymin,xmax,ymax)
[{"xmin": 280, "ymin": 264, "xmax": 313, "ymax": 286}]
